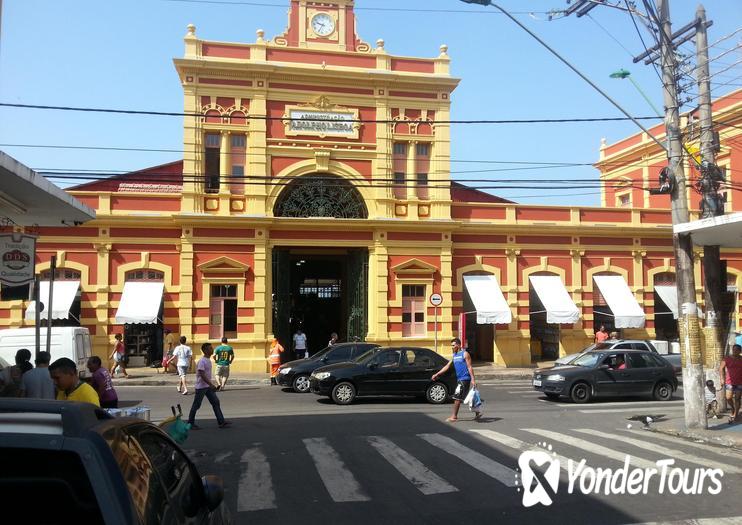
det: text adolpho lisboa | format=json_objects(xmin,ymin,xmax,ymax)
[{"xmin": 515, "ymin": 443, "xmax": 724, "ymax": 508}]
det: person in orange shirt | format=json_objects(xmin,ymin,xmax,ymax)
[
  {"xmin": 594, "ymin": 325, "xmax": 609, "ymax": 343},
  {"xmin": 268, "ymin": 338, "xmax": 284, "ymax": 385}
]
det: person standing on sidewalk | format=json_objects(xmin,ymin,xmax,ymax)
[
  {"xmin": 21, "ymin": 351, "xmax": 55, "ymax": 400},
  {"xmin": 109, "ymin": 334, "xmax": 129, "ymax": 378},
  {"xmin": 268, "ymin": 338, "xmax": 284, "ymax": 385},
  {"xmin": 293, "ymin": 328, "xmax": 308, "ymax": 360},
  {"xmin": 173, "ymin": 336, "xmax": 193, "ymax": 395},
  {"xmin": 49, "ymin": 358, "xmax": 100, "ymax": 406},
  {"xmin": 431, "ymin": 337, "xmax": 479, "ymax": 422},
  {"xmin": 213, "ymin": 337, "xmax": 234, "ymax": 391},
  {"xmin": 87, "ymin": 356, "xmax": 119, "ymax": 409},
  {"xmin": 720, "ymin": 344, "xmax": 742, "ymax": 424},
  {"xmin": 187, "ymin": 342, "xmax": 231, "ymax": 430}
]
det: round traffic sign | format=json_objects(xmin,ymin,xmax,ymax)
[{"xmin": 429, "ymin": 293, "xmax": 443, "ymax": 306}]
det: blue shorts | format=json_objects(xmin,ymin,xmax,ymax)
[{"xmin": 724, "ymin": 384, "xmax": 742, "ymax": 393}]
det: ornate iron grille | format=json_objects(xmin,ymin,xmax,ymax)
[{"xmin": 273, "ymin": 175, "xmax": 368, "ymax": 219}]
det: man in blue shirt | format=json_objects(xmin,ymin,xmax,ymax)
[{"xmin": 432, "ymin": 337, "xmax": 479, "ymax": 422}]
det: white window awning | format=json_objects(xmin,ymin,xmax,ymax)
[
  {"xmin": 115, "ymin": 281, "xmax": 164, "ymax": 324},
  {"xmin": 529, "ymin": 275, "xmax": 580, "ymax": 324},
  {"xmin": 463, "ymin": 274, "xmax": 512, "ymax": 325},
  {"xmin": 654, "ymin": 285, "xmax": 678, "ymax": 319},
  {"xmin": 25, "ymin": 281, "xmax": 80, "ymax": 321},
  {"xmin": 593, "ymin": 275, "xmax": 646, "ymax": 328}
]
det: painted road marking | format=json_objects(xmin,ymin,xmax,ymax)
[
  {"xmin": 575, "ymin": 428, "xmax": 741, "ymax": 474},
  {"xmin": 469, "ymin": 429, "xmax": 572, "ymax": 472},
  {"xmin": 367, "ymin": 436, "xmax": 457, "ymax": 495},
  {"xmin": 522, "ymin": 428, "xmax": 657, "ymax": 470},
  {"xmin": 418, "ymin": 433, "xmax": 517, "ymax": 487},
  {"xmin": 303, "ymin": 437, "xmax": 370, "ymax": 502},
  {"xmin": 238, "ymin": 445, "xmax": 276, "ymax": 512},
  {"xmin": 539, "ymin": 399, "xmax": 683, "ymax": 407},
  {"xmin": 578, "ymin": 407, "xmax": 683, "ymax": 414}
]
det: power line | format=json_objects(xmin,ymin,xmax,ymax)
[
  {"xmin": 0, "ymin": 102, "xmax": 662, "ymax": 125},
  {"xmin": 159, "ymin": 0, "xmax": 551, "ymax": 14}
]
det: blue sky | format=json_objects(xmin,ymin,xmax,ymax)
[{"xmin": 0, "ymin": 0, "xmax": 740, "ymax": 206}]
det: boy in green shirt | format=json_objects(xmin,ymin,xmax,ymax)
[
  {"xmin": 213, "ymin": 337, "xmax": 234, "ymax": 391},
  {"xmin": 49, "ymin": 357, "xmax": 100, "ymax": 407}
]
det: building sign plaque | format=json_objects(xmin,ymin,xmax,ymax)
[
  {"xmin": 0, "ymin": 233, "xmax": 36, "ymax": 286},
  {"xmin": 284, "ymin": 96, "xmax": 361, "ymax": 139}
]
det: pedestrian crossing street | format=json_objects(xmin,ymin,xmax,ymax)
[{"xmin": 185, "ymin": 423, "xmax": 741, "ymax": 514}]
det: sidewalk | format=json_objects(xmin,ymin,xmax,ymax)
[
  {"xmin": 113, "ymin": 361, "xmax": 544, "ymax": 386},
  {"xmin": 651, "ymin": 413, "xmax": 742, "ymax": 450}
]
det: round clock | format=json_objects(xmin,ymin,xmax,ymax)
[{"xmin": 311, "ymin": 13, "xmax": 335, "ymax": 37}]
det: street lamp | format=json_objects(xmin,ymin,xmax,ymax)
[{"xmin": 609, "ymin": 68, "xmax": 663, "ymax": 117}]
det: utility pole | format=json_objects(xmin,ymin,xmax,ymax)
[
  {"xmin": 656, "ymin": 0, "xmax": 706, "ymax": 429},
  {"xmin": 695, "ymin": 4, "xmax": 726, "ymax": 406}
]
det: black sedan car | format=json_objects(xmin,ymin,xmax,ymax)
[
  {"xmin": 310, "ymin": 346, "xmax": 456, "ymax": 405},
  {"xmin": 277, "ymin": 342, "xmax": 379, "ymax": 393},
  {"xmin": 533, "ymin": 349, "xmax": 678, "ymax": 403}
]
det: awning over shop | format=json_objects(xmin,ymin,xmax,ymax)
[
  {"xmin": 529, "ymin": 275, "xmax": 580, "ymax": 324},
  {"xmin": 25, "ymin": 280, "xmax": 80, "ymax": 321},
  {"xmin": 463, "ymin": 274, "xmax": 512, "ymax": 324},
  {"xmin": 115, "ymin": 281, "xmax": 164, "ymax": 324},
  {"xmin": 654, "ymin": 285, "xmax": 678, "ymax": 319},
  {"xmin": 593, "ymin": 275, "xmax": 646, "ymax": 328}
]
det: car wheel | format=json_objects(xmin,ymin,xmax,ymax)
[
  {"xmin": 292, "ymin": 374, "xmax": 311, "ymax": 393},
  {"xmin": 545, "ymin": 393, "xmax": 560, "ymax": 400},
  {"xmin": 331, "ymin": 382, "xmax": 356, "ymax": 405},
  {"xmin": 653, "ymin": 381, "xmax": 673, "ymax": 401},
  {"xmin": 426, "ymin": 382, "xmax": 448, "ymax": 404},
  {"xmin": 569, "ymin": 382, "xmax": 591, "ymax": 404}
]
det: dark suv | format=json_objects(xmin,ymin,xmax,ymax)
[
  {"xmin": 0, "ymin": 399, "xmax": 231, "ymax": 524},
  {"xmin": 277, "ymin": 342, "xmax": 379, "ymax": 393}
]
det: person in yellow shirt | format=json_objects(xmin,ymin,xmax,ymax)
[{"xmin": 49, "ymin": 357, "xmax": 100, "ymax": 407}]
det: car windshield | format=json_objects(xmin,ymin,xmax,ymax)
[
  {"xmin": 571, "ymin": 353, "xmax": 603, "ymax": 367},
  {"xmin": 311, "ymin": 346, "xmax": 333, "ymax": 359},
  {"xmin": 580, "ymin": 342, "xmax": 611, "ymax": 353}
]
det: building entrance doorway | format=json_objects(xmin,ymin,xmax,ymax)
[
  {"xmin": 272, "ymin": 248, "xmax": 367, "ymax": 356},
  {"xmin": 462, "ymin": 281, "xmax": 495, "ymax": 362}
]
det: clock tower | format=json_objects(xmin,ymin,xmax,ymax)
[{"xmin": 273, "ymin": 0, "xmax": 371, "ymax": 51}]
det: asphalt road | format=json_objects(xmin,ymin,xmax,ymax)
[{"xmin": 116, "ymin": 381, "xmax": 742, "ymax": 525}]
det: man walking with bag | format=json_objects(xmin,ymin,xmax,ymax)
[
  {"xmin": 187, "ymin": 342, "xmax": 231, "ymax": 430},
  {"xmin": 432, "ymin": 337, "xmax": 480, "ymax": 422}
]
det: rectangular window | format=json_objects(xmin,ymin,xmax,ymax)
[
  {"xmin": 210, "ymin": 284, "xmax": 237, "ymax": 339},
  {"xmin": 416, "ymin": 143, "xmax": 430, "ymax": 156},
  {"xmin": 231, "ymin": 135, "xmax": 246, "ymax": 148},
  {"xmin": 393, "ymin": 172, "xmax": 406, "ymax": 200},
  {"xmin": 393, "ymin": 143, "xmax": 407, "ymax": 155},
  {"xmin": 416, "ymin": 173, "xmax": 428, "ymax": 186},
  {"xmin": 402, "ymin": 284, "xmax": 426, "ymax": 337},
  {"xmin": 205, "ymin": 133, "xmax": 221, "ymax": 194},
  {"xmin": 617, "ymin": 193, "xmax": 631, "ymax": 207}
]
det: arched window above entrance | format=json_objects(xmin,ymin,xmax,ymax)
[{"xmin": 273, "ymin": 174, "xmax": 368, "ymax": 219}]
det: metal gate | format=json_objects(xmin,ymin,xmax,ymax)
[
  {"xmin": 272, "ymin": 248, "xmax": 291, "ymax": 347},
  {"xmin": 346, "ymin": 248, "xmax": 368, "ymax": 341}
]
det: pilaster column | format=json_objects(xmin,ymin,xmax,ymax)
[
  {"xmin": 247, "ymin": 91, "xmax": 268, "ymax": 216},
  {"xmin": 178, "ymin": 228, "xmax": 195, "ymax": 341},
  {"xmin": 405, "ymin": 140, "xmax": 416, "ymax": 203},
  {"xmin": 93, "ymin": 241, "xmax": 112, "ymax": 358}
]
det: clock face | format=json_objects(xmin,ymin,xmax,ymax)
[{"xmin": 311, "ymin": 13, "xmax": 335, "ymax": 37}]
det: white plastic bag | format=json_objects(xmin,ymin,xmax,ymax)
[{"xmin": 463, "ymin": 386, "xmax": 476, "ymax": 406}]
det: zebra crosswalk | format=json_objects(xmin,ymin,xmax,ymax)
[{"xmin": 185, "ymin": 424, "xmax": 742, "ymax": 515}]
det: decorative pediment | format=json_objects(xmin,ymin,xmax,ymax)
[
  {"xmin": 197, "ymin": 257, "xmax": 250, "ymax": 275},
  {"xmin": 391, "ymin": 258, "xmax": 438, "ymax": 275}
]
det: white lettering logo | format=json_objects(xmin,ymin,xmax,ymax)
[{"xmin": 516, "ymin": 442, "xmax": 724, "ymax": 507}]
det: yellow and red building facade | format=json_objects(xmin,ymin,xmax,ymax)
[{"xmin": 2, "ymin": 1, "xmax": 741, "ymax": 371}]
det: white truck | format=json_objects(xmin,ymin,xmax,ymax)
[{"xmin": 0, "ymin": 327, "xmax": 93, "ymax": 378}]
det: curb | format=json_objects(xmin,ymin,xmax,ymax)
[
  {"xmin": 113, "ymin": 378, "xmax": 267, "ymax": 387},
  {"xmin": 650, "ymin": 425, "xmax": 742, "ymax": 451}
]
